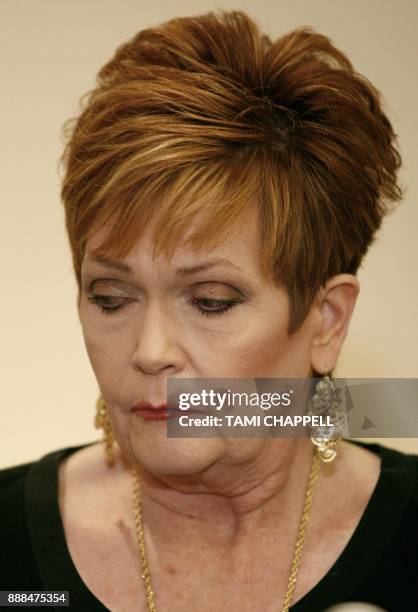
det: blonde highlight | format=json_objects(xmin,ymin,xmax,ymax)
[{"xmin": 60, "ymin": 9, "xmax": 402, "ymax": 334}]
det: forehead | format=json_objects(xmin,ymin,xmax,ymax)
[{"xmin": 84, "ymin": 205, "xmax": 264, "ymax": 275}]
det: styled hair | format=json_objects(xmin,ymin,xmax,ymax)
[{"xmin": 60, "ymin": 9, "xmax": 402, "ymax": 334}]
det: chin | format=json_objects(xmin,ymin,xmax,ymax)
[{"xmin": 127, "ymin": 430, "xmax": 223, "ymax": 476}]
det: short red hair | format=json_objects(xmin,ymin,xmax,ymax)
[{"xmin": 60, "ymin": 9, "xmax": 402, "ymax": 334}]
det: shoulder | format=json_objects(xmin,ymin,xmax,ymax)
[
  {"xmin": 344, "ymin": 438, "xmax": 418, "ymax": 473},
  {"xmin": 0, "ymin": 457, "xmax": 42, "ymax": 585},
  {"xmin": 345, "ymin": 439, "xmax": 418, "ymax": 557},
  {"xmin": 306, "ymin": 440, "xmax": 418, "ymax": 610},
  {"xmin": 0, "ymin": 444, "xmax": 97, "ymax": 587},
  {"xmin": 351, "ymin": 442, "xmax": 418, "ymax": 607},
  {"xmin": 346, "ymin": 439, "xmax": 418, "ymax": 499},
  {"xmin": 336, "ymin": 439, "xmax": 418, "ymax": 557},
  {"xmin": 59, "ymin": 442, "xmax": 133, "ymax": 530},
  {"xmin": 0, "ymin": 457, "xmax": 35, "ymax": 487},
  {"xmin": 0, "ymin": 458, "xmax": 36, "ymax": 522},
  {"xmin": 384, "ymin": 443, "xmax": 418, "ymax": 521},
  {"xmin": 0, "ymin": 448, "xmax": 63, "ymax": 524},
  {"xmin": 362, "ymin": 439, "xmax": 418, "ymax": 485},
  {"xmin": 0, "ymin": 444, "xmax": 96, "ymax": 530}
]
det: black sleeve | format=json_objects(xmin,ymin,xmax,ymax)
[
  {"xmin": 0, "ymin": 462, "xmax": 45, "ymax": 589},
  {"xmin": 346, "ymin": 452, "xmax": 418, "ymax": 611}
]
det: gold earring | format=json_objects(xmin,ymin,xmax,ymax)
[
  {"xmin": 308, "ymin": 370, "xmax": 346, "ymax": 463},
  {"xmin": 94, "ymin": 394, "xmax": 116, "ymax": 467},
  {"xmin": 310, "ymin": 436, "xmax": 338, "ymax": 463}
]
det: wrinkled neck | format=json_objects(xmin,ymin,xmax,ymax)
[{"xmin": 126, "ymin": 438, "xmax": 315, "ymax": 549}]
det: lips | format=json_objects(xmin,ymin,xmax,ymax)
[
  {"xmin": 133, "ymin": 409, "xmax": 171, "ymax": 421},
  {"xmin": 130, "ymin": 399, "xmax": 209, "ymax": 421},
  {"xmin": 131, "ymin": 400, "xmax": 170, "ymax": 412},
  {"xmin": 130, "ymin": 400, "xmax": 181, "ymax": 421}
]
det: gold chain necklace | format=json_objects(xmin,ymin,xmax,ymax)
[{"xmin": 131, "ymin": 448, "xmax": 321, "ymax": 612}]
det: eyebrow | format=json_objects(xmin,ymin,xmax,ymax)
[{"xmin": 85, "ymin": 255, "xmax": 244, "ymax": 276}]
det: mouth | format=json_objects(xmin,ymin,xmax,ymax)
[
  {"xmin": 130, "ymin": 400, "xmax": 207, "ymax": 421},
  {"xmin": 131, "ymin": 407, "xmax": 204, "ymax": 421},
  {"xmin": 132, "ymin": 408, "xmax": 173, "ymax": 421}
]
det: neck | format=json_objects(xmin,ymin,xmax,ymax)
[{"xmin": 120, "ymin": 438, "xmax": 316, "ymax": 551}]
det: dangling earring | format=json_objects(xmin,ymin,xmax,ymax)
[
  {"xmin": 308, "ymin": 370, "xmax": 347, "ymax": 463},
  {"xmin": 94, "ymin": 394, "xmax": 116, "ymax": 467}
]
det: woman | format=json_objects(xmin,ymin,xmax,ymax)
[{"xmin": 0, "ymin": 9, "xmax": 416, "ymax": 612}]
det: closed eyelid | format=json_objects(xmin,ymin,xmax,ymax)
[{"xmin": 83, "ymin": 275, "xmax": 253, "ymax": 298}]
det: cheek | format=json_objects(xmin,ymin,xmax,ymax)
[
  {"xmin": 213, "ymin": 319, "xmax": 311, "ymax": 378},
  {"xmin": 233, "ymin": 332, "xmax": 292, "ymax": 377},
  {"xmin": 79, "ymin": 311, "xmax": 135, "ymax": 394}
]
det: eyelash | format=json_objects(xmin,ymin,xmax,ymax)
[{"xmin": 87, "ymin": 295, "xmax": 239, "ymax": 318}]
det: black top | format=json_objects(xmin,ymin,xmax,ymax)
[{"xmin": 0, "ymin": 439, "xmax": 417, "ymax": 612}]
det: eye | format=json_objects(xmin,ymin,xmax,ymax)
[
  {"xmin": 189, "ymin": 297, "xmax": 239, "ymax": 318},
  {"xmin": 87, "ymin": 295, "xmax": 128, "ymax": 315},
  {"xmin": 87, "ymin": 294, "xmax": 241, "ymax": 317}
]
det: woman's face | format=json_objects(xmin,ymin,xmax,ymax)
[{"xmin": 79, "ymin": 207, "xmax": 322, "ymax": 474}]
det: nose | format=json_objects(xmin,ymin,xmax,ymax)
[{"xmin": 131, "ymin": 298, "xmax": 181, "ymax": 375}]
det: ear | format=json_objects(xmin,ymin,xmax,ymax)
[{"xmin": 310, "ymin": 274, "xmax": 360, "ymax": 373}]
